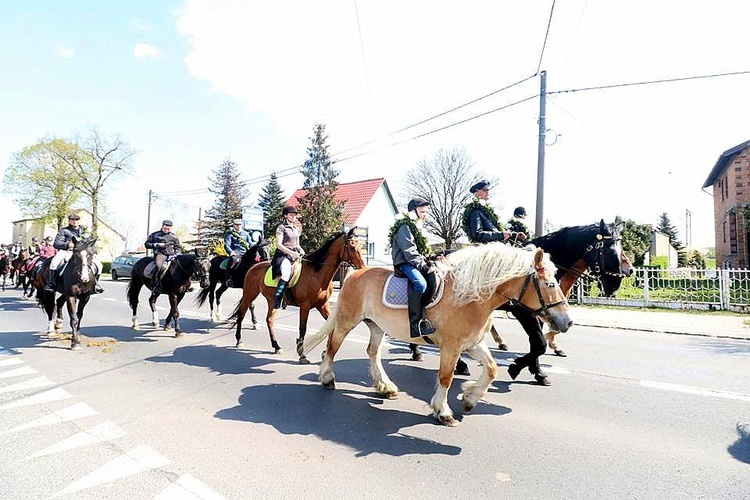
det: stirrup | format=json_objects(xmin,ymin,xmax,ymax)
[
  {"xmin": 93, "ymin": 284, "xmax": 105, "ymax": 294},
  {"xmin": 419, "ymin": 319, "xmax": 436, "ymax": 336}
]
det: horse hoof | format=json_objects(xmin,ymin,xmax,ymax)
[
  {"xmin": 298, "ymin": 356, "xmax": 310, "ymax": 365},
  {"xmin": 274, "ymin": 347, "xmax": 283, "ymax": 355},
  {"xmin": 411, "ymin": 351, "xmax": 423, "ymax": 362},
  {"xmin": 507, "ymin": 363, "xmax": 521, "ymax": 380},
  {"xmin": 534, "ymin": 375, "xmax": 552, "ymax": 386},
  {"xmin": 235, "ymin": 341, "xmax": 244, "ymax": 348},
  {"xmin": 498, "ymin": 343, "xmax": 509, "ymax": 351},
  {"xmin": 164, "ymin": 325, "xmax": 172, "ymax": 332},
  {"xmin": 461, "ymin": 395, "xmax": 477, "ymax": 413},
  {"xmin": 322, "ymin": 380, "xmax": 335, "ymax": 390},
  {"xmin": 554, "ymin": 349, "xmax": 567, "ymax": 357},
  {"xmin": 454, "ymin": 365, "xmax": 471, "ymax": 376},
  {"xmin": 251, "ymin": 324, "xmax": 257, "ymax": 330},
  {"xmin": 174, "ymin": 331, "xmax": 185, "ymax": 338},
  {"xmin": 438, "ymin": 414, "xmax": 459, "ymax": 427},
  {"xmin": 71, "ymin": 343, "xmax": 82, "ymax": 351}
]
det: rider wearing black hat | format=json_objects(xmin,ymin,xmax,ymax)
[
  {"xmin": 389, "ymin": 196, "xmax": 437, "ymax": 338},
  {"xmin": 463, "ymin": 179, "xmax": 525, "ymax": 244},
  {"xmin": 271, "ymin": 206, "xmax": 304, "ymax": 309},
  {"xmin": 507, "ymin": 206, "xmax": 532, "ymax": 241},
  {"xmin": 45, "ymin": 213, "xmax": 105, "ymax": 294},
  {"xmin": 145, "ymin": 219, "xmax": 182, "ymax": 294}
]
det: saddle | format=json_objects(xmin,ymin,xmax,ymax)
[
  {"xmin": 219, "ymin": 256, "xmax": 232, "ymax": 270},
  {"xmin": 144, "ymin": 257, "xmax": 174, "ymax": 280},
  {"xmin": 263, "ymin": 261, "xmax": 302, "ymax": 288},
  {"xmin": 381, "ymin": 272, "xmax": 445, "ymax": 309}
]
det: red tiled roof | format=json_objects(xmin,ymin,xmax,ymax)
[{"xmin": 286, "ymin": 178, "xmax": 388, "ymax": 225}]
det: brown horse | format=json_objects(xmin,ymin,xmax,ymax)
[
  {"xmin": 301, "ymin": 244, "xmax": 572, "ymax": 426},
  {"xmin": 228, "ymin": 228, "xmax": 366, "ymax": 363},
  {"xmin": 0, "ymin": 254, "xmax": 10, "ymax": 291}
]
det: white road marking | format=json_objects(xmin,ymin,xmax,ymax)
[
  {"xmin": 102, "ymin": 297, "xmax": 119, "ymax": 302},
  {"xmin": 26, "ymin": 420, "xmax": 126, "ymax": 460},
  {"xmin": 154, "ymin": 474, "xmax": 227, "ymax": 500},
  {"xmin": 641, "ymin": 380, "xmax": 750, "ymax": 402},
  {"xmin": 52, "ymin": 444, "xmax": 171, "ymax": 498},
  {"xmin": 5, "ymin": 402, "xmax": 97, "ymax": 433},
  {"xmin": 0, "ymin": 366, "xmax": 38, "ymax": 379},
  {"xmin": 0, "ymin": 357, "xmax": 24, "ymax": 367},
  {"xmin": 0, "ymin": 388, "xmax": 72, "ymax": 409},
  {"xmin": 0, "ymin": 375, "xmax": 53, "ymax": 393}
]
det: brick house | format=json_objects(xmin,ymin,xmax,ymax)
[
  {"xmin": 703, "ymin": 139, "xmax": 750, "ymax": 268},
  {"xmin": 286, "ymin": 178, "xmax": 398, "ymax": 266}
]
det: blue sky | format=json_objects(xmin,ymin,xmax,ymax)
[{"xmin": 2, "ymin": 1, "xmax": 749, "ymax": 250}]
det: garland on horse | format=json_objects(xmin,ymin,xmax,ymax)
[
  {"xmin": 301, "ymin": 243, "xmax": 572, "ymax": 427},
  {"xmin": 228, "ymin": 227, "xmax": 366, "ymax": 363}
]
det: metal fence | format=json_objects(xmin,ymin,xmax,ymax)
[{"xmin": 571, "ymin": 268, "xmax": 750, "ymax": 313}]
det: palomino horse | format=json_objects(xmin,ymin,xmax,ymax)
[
  {"xmin": 228, "ymin": 228, "xmax": 366, "ymax": 363},
  {"xmin": 195, "ymin": 238, "xmax": 271, "ymax": 322},
  {"xmin": 0, "ymin": 255, "xmax": 10, "ymax": 291},
  {"xmin": 35, "ymin": 238, "xmax": 99, "ymax": 350},
  {"xmin": 127, "ymin": 253, "xmax": 211, "ymax": 337},
  {"xmin": 431, "ymin": 220, "xmax": 625, "ymax": 383},
  {"xmin": 301, "ymin": 244, "xmax": 573, "ymax": 427}
]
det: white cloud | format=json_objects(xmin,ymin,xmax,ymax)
[
  {"xmin": 134, "ymin": 43, "xmax": 162, "ymax": 60},
  {"xmin": 55, "ymin": 45, "xmax": 75, "ymax": 58}
]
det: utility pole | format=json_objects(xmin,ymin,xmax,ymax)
[
  {"xmin": 685, "ymin": 208, "xmax": 692, "ymax": 247},
  {"xmin": 146, "ymin": 190, "xmax": 153, "ymax": 255},
  {"xmin": 535, "ymin": 70, "xmax": 547, "ymax": 236}
]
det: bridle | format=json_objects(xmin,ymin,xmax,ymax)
[
  {"xmin": 503, "ymin": 265, "xmax": 568, "ymax": 319},
  {"xmin": 300, "ymin": 236, "xmax": 361, "ymax": 268}
]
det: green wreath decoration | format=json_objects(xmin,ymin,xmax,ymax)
[
  {"xmin": 506, "ymin": 218, "xmax": 531, "ymax": 238},
  {"xmin": 226, "ymin": 229, "xmax": 250, "ymax": 251},
  {"xmin": 388, "ymin": 215, "xmax": 431, "ymax": 256},
  {"xmin": 462, "ymin": 199, "xmax": 503, "ymax": 240}
]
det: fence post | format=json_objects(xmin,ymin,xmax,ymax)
[
  {"xmin": 642, "ymin": 268, "xmax": 650, "ymax": 307},
  {"xmin": 721, "ymin": 268, "xmax": 730, "ymax": 310}
]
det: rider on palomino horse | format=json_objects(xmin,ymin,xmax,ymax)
[
  {"xmin": 145, "ymin": 219, "xmax": 182, "ymax": 295},
  {"xmin": 224, "ymin": 218, "xmax": 252, "ymax": 287},
  {"xmin": 390, "ymin": 197, "xmax": 439, "ymax": 339},
  {"xmin": 44, "ymin": 213, "xmax": 105, "ymax": 294}
]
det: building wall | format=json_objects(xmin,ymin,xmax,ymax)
[
  {"xmin": 650, "ymin": 230, "xmax": 678, "ymax": 267},
  {"xmin": 713, "ymin": 146, "xmax": 750, "ymax": 268},
  {"xmin": 354, "ymin": 184, "xmax": 398, "ymax": 266}
]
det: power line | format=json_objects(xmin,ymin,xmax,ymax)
[
  {"xmin": 549, "ymin": 69, "xmax": 750, "ymax": 95},
  {"xmin": 536, "ymin": 0, "xmax": 556, "ymax": 74}
]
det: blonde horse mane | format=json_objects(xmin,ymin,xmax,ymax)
[{"xmin": 445, "ymin": 244, "xmax": 556, "ymax": 306}]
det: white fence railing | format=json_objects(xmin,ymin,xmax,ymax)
[{"xmin": 571, "ymin": 268, "xmax": 750, "ymax": 313}]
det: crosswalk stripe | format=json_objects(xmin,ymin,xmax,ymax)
[
  {"xmin": 0, "ymin": 376, "xmax": 54, "ymax": 393},
  {"xmin": 0, "ymin": 388, "xmax": 72, "ymax": 409},
  {"xmin": 154, "ymin": 474, "xmax": 227, "ymax": 500},
  {"xmin": 0, "ymin": 358, "xmax": 24, "ymax": 367},
  {"xmin": 5, "ymin": 402, "xmax": 97, "ymax": 433},
  {"xmin": 0, "ymin": 366, "xmax": 38, "ymax": 379},
  {"xmin": 52, "ymin": 444, "xmax": 171, "ymax": 498},
  {"xmin": 26, "ymin": 420, "xmax": 126, "ymax": 460}
]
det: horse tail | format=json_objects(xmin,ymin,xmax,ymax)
[
  {"xmin": 194, "ymin": 285, "xmax": 210, "ymax": 307},
  {"xmin": 225, "ymin": 299, "xmax": 243, "ymax": 331},
  {"xmin": 301, "ymin": 313, "xmax": 335, "ymax": 355},
  {"xmin": 126, "ymin": 278, "xmax": 141, "ymax": 311}
]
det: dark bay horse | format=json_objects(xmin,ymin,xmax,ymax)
[
  {"xmin": 35, "ymin": 238, "xmax": 99, "ymax": 350},
  {"xmin": 10, "ymin": 249, "xmax": 29, "ymax": 288},
  {"xmin": 415, "ymin": 220, "xmax": 625, "ymax": 384},
  {"xmin": 195, "ymin": 239, "xmax": 271, "ymax": 323},
  {"xmin": 301, "ymin": 245, "xmax": 572, "ymax": 427},
  {"xmin": 228, "ymin": 228, "xmax": 366, "ymax": 363},
  {"xmin": 127, "ymin": 253, "xmax": 211, "ymax": 337}
]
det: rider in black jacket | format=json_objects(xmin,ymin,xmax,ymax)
[
  {"xmin": 44, "ymin": 213, "xmax": 104, "ymax": 293},
  {"xmin": 463, "ymin": 180, "xmax": 525, "ymax": 244},
  {"xmin": 145, "ymin": 219, "xmax": 182, "ymax": 294}
]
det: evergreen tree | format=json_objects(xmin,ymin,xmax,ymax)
[
  {"xmin": 656, "ymin": 212, "xmax": 684, "ymax": 250},
  {"xmin": 296, "ymin": 123, "xmax": 345, "ymax": 251},
  {"xmin": 258, "ymin": 172, "xmax": 285, "ymax": 238},
  {"xmin": 202, "ymin": 158, "xmax": 248, "ymax": 244},
  {"xmin": 618, "ymin": 216, "xmax": 652, "ymax": 266}
]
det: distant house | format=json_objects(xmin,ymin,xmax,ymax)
[
  {"xmin": 285, "ymin": 178, "xmax": 398, "ymax": 266},
  {"xmin": 11, "ymin": 209, "xmax": 126, "ymax": 261},
  {"xmin": 647, "ymin": 229, "xmax": 679, "ymax": 268},
  {"xmin": 702, "ymin": 139, "xmax": 750, "ymax": 268}
]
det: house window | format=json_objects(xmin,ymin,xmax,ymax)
[
  {"xmin": 723, "ymin": 220, "xmax": 727, "ymax": 244},
  {"xmin": 730, "ymin": 212, "xmax": 738, "ymax": 254}
]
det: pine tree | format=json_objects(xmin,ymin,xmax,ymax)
[
  {"xmin": 296, "ymin": 123, "xmax": 345, "ymax": 251},
  {"xmin": 202, "ymin": 158, "xmax": 248, "ymax": 244},
  {"xmin": 656, "ymin": 212, "xmax": 684, "ymax": 250},
  {"xmin": 258, "ymin": 172, "xmax": 285, "ymax": 238}
]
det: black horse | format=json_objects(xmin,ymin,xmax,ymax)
[
  {"xmin": 127, "ymin": 253, "xmax": 211, "ymax": 337},
  {"xmin": 194, "ymin": 239, "xmax": 271, "ymax": 324},
  {"xmin": 413, "ymin": 220, "xmax": 626, "ymax": 385},
  {"xmin": 35, "ymin": 237, "xmax": 99, "ymax": 350}
]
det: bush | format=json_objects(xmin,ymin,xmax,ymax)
[{"xmin": 101, "ymin": 261, "xmax": 112, "ymax": 274}]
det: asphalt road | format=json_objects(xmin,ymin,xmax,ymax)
[{"xmin": 1, "ymin": 279, "xmax": 749, "ymax": 500}]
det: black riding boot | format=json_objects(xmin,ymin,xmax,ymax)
[
  {"xmin": 273, "ymin": 279, "xmax": 288, "ymax": 309},
  {"xmin": 93, "ymin": 276, "xmax": 105, "ymax": 294},
  {"xmin": 408, "ymin": 287, "xmax": 436, "ymax": 338},
  {"xmin": 44, "ymin": 269, "xmax": 58, "ymax": 292}
]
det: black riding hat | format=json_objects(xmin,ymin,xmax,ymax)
[
  {"xmin": 282, "ymin": 206, "xmax": 299, "ymax": 215},
  {"xmin": 514, "ymin": 206, "xmax": 527, "ymax": 217},
  {"xmin": 407, "ymin": 197, "xmax": 430, "ymax": 212},
  {"xmin": 470, "ymin": 180, "xmax": 490, "ymax": 194}
]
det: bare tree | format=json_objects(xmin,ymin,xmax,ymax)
[{"xmin": 403, "ymin": 148, "xmax": 494, "ymax": 249}]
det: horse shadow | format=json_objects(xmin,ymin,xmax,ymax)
[
  {"xmin": 0, "ymin": 296, "xmax": 38, "ymax": 313},
  {"xmin": 146, "ymin": 344, "xmax": 300, "ymax": 376},
  {"xmin": 729, "ymin": 423, "xmax": 750, "ymax": 464}
]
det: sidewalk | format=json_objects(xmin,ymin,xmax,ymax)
[{"xmin": 563, "ymin": 305, "xmax": 750, "ymax": 341}]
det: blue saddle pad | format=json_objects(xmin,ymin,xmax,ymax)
[{"xmin": 381, "ymin": 273, "xmax": 444, "ymax": 309}]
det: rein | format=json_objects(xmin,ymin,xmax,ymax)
[
  {"xmin": 300, "ymin": 238, "xmax": 359, "ymax": 268},
  {"xmin": 501, "ymin": 269, "xmax": 567, "ymax": 319}
]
